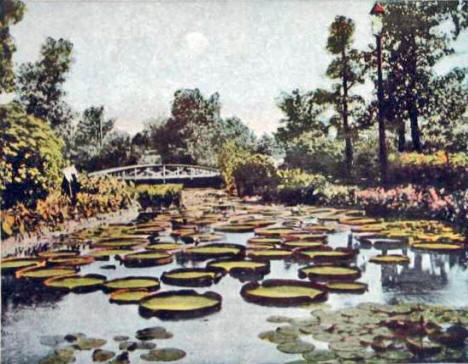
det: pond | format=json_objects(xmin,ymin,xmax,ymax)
[{"xmin": 2, "ymin": 192, "xmax": 468, "ymax": 364}]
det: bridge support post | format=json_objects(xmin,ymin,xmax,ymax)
[{"xmin": 163, "ymin": 165, "xmax": 166, "ymax": 184}]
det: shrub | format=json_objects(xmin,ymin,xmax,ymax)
[
  {"xmin": 0, "ymin": 102, "xmax": 66, "ymax": 208},
  {"xmin": 315, "ymin": 184, "xmax": 358, "ymax": 207},
  {"xmin": 276, "ymin": 169, "xmax": 327, "ymax": 205},
  {"xmin": 133, "ymin": 184, "xmax": 183, "ymax": 209},
  {"xmin": 233, "ymin": 154, "xmax": 279, "ymax": 198},
  {"xmin": 388, "ymin": 151, "xmax": 468, "ymax": 190},
  {"xmin": 1, "ymin": 176, "xmax": 134, "ymax": 238}
]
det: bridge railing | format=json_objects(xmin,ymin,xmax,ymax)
[{"xmin": 88, "ymin": 164, "xmax": 220, "ymax": 181}]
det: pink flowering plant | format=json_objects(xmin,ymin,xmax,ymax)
[{"xmin": 357, "ymin": 184, "xmax": 467, "ymax": 228}]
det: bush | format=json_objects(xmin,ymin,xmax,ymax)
[
  {"xmin": 0, "ymin": 102, "xmax": 66, "ymax": 208},
  {"xmin": 388, "ymin": 151, "xmax": 468, "ymax": 190},
  {"xmin": 1, "ymin": 176, "xmax": 134, "ymax": 238},
  {"xmin": 315, "ymin": 184, "xmax": 358, "ymax": 207},
  {"xmin": 233, "ymin": 154, "xmax": 279, "ymax": 198},
  {"xmin": 276, "ymin": 169, "xmax": 327, "ymax": 205},
  {"xmin": 133, "ymin": 184, "xmax": 183, "ymax": 209}
]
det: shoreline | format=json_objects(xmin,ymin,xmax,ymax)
[{"xmin": 1, "ymin": 206, "xmax": 140, "ymax": 257}]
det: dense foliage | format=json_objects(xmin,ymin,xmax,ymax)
[
  {"xmin": 1, "ymin": 176, "xmax": 133, "ymax": 238},
  {"xmin": 133, "ymin": 184, "xmax": 182, "ymax": 209},
  {"xmin": 389, "ymin": 151, "xmax": 468, "ymax": 190},
  {"xmin": 0, "ymin": 103, "xmax": 66, "ymax": 208}
]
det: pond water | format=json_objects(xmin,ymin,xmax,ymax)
[{"xmin": 2, "ymin": 202, "xmax": 468, "ymax": 364}]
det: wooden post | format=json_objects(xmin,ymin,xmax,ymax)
[{"xmin": 163, "ymin": 165, "xmax": 166, "ymax": 184}]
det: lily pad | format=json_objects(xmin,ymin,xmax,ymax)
[
  {"xmin": 146, "ymin": 243, "xmax": 183, "ymax": 252},
  {"xmin": 295, "ymin": 249, "xmax": 355, "ymax": 262},
  {"xmin": 161, "ymin": 268, "xmax": 224, "ymax": 287},
  {"xmin": 104, "ymin": 277, "xmax": 160, "ymax": 291},
  {"xmin": 325, "ymin": 282, "xmax": 368, "ymax": 294},
  {"xmin": 241, "ymin": 279, "xmax": 327, "ymax": 306},
  {"xmin": 412, "ymin": 243, "xmax": 464, "ymax": 252},
  {"xmin": 136, "ymin": 326, "xmax": 173, "ymax": 340},
  {"xmin": 16, "ymin": 266, "xmax": 77, "ymax": 279},
  {"xmin": 47, "ymin": 256, "xmax": 95, "ymax": 266},
  {"xmin": 298, "ymin": 265, "xmax": 360, "ymax": 281},
  {"xmin": 39, "ymin": 348, "xmax": 75, "ymax": 364},
  {"xmin": 44, "ymin": 274, "xmax": 106, "ymax": 292},
  {"xmin": 248, "ymin": 237, "xmax": 282, "ymax": 245},
  {"xmin": 183, "ymin": 243, "xmax": 245, "ymax": 260},
  {"xmin": 207, "ymin": 259, "xmax": 270, "ymax": 275},
  {"xmin": 277, "ymin": 340, "xmax": 315, "ymax": 354},
  {"xmin": 38, "ymin": 250, "xmax": 79, "ymax": 258},
  {"xmin": 1, "ymin": 257, "xmax": 45, "ymax": 273},
  {"xmin": 302, "ymin": 349, "xmax": 336, "ymax": 362},
  {"xmin": 122, "ymin": 251, "xmax": 173, "ymax": 268},
  {"xmin": 139, "ymin": 290, "xmax": 222, "ymax": 319},
  {"xmin": 254, "ymin": 227, "xmax": 296, "ymax": 237},
  {"xmin": 140, "ymin": 348, "xmax": 186, "ymax": 362},
  {"xmin": 247, "ymin": 249, "xmax": 292, "ymax": 260},
  {"xmin": 369, "ymin": 254, "xmax": 410, "ymax": 264},
  {"xmin": 181, "ymin": 233, "xmax": 224, "ymax": 243},
  {"xmin": 73, "ymin": 337, "xmax": 107, "ymax": 350},
  {"xmin": 92, "ymin": 349, "xmax": 115, "ymax": 361}
]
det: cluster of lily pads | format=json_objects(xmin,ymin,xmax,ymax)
[
  {"xmin": 2, "ymin": 196, "xmax": 466, "ymax": 315},
  {"xmin": 38, "ymin": 326, "xmax": 185, "ymax": 363},
  {"xmin": 260, "ymin": 302, "xmax": 468, "ymax": 363}
]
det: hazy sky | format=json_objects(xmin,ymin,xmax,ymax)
[{"xmin": 12, "ymin": 0, "xmax": 468, "ymax": 136}]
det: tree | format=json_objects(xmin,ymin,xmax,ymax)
[
  {"xmin": 381, "ymin": 1, "xmax": 468, "ymax": 152},
  {"xmin": 0, "ymin": 0, "xmax": 25, "ymax": 93},
  {"xmin": 323, "ymin": 16, "xmax": 366, "ymax": 178},
  {"xmin": 275, "ymin": 89, "xmax": 328, "ymax": 146},
  {"xmin": 0, "ymin": 102, "xmax": 66, "ymax": 208},
  {"xmin": 255, "ymin": 133, "xmax": 282, "ymax": 157},
  {"xmin": 16, "ymin": 37, "xmax": 74, "ymax": 129},
  {"xmin": 73, "ymin": 106, "xmax": 114, "ymax": 169}
]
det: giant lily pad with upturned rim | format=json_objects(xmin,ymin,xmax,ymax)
[
  {"xmin": 139, "ymin": 289, "xmax": 222, "ymax": 319},
  {"xmin": 207, "ymin": 259, "xmax": 270, "ymax": 275},
  {"xmin": 161, "ymin": 268, "xmax": 224, "ymax": 287},
  {"xmin": 122, "ymin": 251, "xmax": 173, "ymax": 268},
  {"xmin": 44, "ymin": 274, "xmax": 106, "ymax": 292},
  {"xmin": 240, "ymin": 279, "xmax": 327, "ymax": 306},
  {"xmin": 109, "ymin": 289, "xmax": 153, "ymax": 304},
  {"xmin": 103, "ymin": 276, "xmax": 160, "ymax": 292},
  {"xmin": 369, "ymin": 254, "xmax": 410, "ymax": 264},
  {"xmin": 247, "ymin": 249, "xmax": 292, "ymax": 260},
  {"xmin": 254, "ymin": 227, "xmax": 296, "ymax": 237},
  {"xmin": 183, "ymin": 243, "xmax": 245, "ymax": 260},
  {"xmin": 325, "ymin": 281, "xmax": 368, "ymax": 294},
  {"xmin": 294, "ymin": 248, "xmax": 356, "ymax": 262},
  {"xmin": 411, "ymin": 243, "xmax": 464, "ymax": 252},
  {"xmin": 15, "ymin": 265, "xmax": 77, "ymax": 279},
  {"xmin": 47, "ymin": 256, "xmax": 95, "ymax": 267},
  {"xmin": 298, "ymin": 265, "xmax": 361, "ymax": 281},
  {"xmin": 1, "ymin": 257, "xmax": 45, "ymax": 274}
]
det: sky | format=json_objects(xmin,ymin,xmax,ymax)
[{"xmin": 11, "ymin": 0, "xmax": 468, "ymax": 137}]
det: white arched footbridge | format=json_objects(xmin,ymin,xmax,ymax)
[{"xmin": 89, "ymin": 164, "xmax": 221, "ymax": 183}]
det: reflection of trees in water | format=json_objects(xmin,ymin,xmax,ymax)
[
  {"xmin": 380, "ymin": 252, "xmax": 467, "ymax": 293},
  {"xmin": 1, "ymin": 276, "xmax": 66, "ymax": 314}
]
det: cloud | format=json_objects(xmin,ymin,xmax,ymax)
[{"xmin": 184, "ymin": 32, "xmax": 209, "ymax": 56}]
